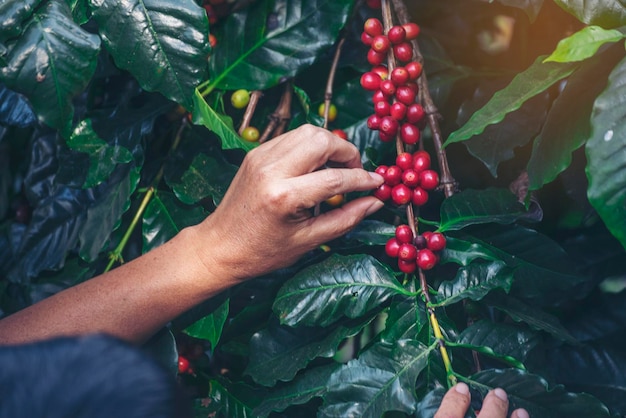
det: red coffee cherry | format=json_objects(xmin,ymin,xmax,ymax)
[
  {"xmin": 361, "ymin": 32, "xmax": 374, "ymax": 46},
  {"xmin": 412, "ymin": 150, "xmax": 431, "ymax": 172},
  {"xmin": 178, "ymin": 356, "xmax": 191, "ymax": 374},
  {"xmin": 396, "ymin": 152, "xmax": 413, "ymax": 171},
  {"xmin": 403, "ymin": 22, "xmax": 420, "ymax": 40},
  {"xmin": 391, "ymin": 184, "xmax": 412, "ymax": 205},
  {"xmin": 367, "ymin": 114, "xmax": 381, "ymax": 130},
  {"xmin": 395, "ymin": 86, "xmax": 416, "ymax": 106},
  {"xmin": 419, "ymin": 170, "xmax": 439, "ymax": 190},
  {"xmin": 398, "ymin": 259, "xmax": 417, "ymax": 274},
  {"xmin": 417, "ymin": 248, "xmax": 437, "ymax": 270},
  {"xmin": 372, "ymin": 90, "xmax": 387, "ymax": 103},
  {"xmin": 361, "ymin": 71, "xmax": 382, "ymax": 91},
  {"xmin": 390, "ymin": 102, "xmax": 407, "ymax": 121},
  {"xmin": 368, "ymin": 48, "xmax": 386, "ymax": 66},
  {"xmin": 374, "ymin": 183, "xmax": 392, "ymax": 200},
  {"xmin": 371, "ymin": 65, "xmax": 389, "ymax": 80},
  {"xmin": 371, "ymin": 35, "xmax": 391, "ymax": 53},
  {"xmin": 427, "ymin": 232, "xmax": 447, "ymax": 252},
  {"xmin": 364, "ymin": 18, "xmax": 384, "ymax": 37},
  {"xmin": 374, "ymin": 100, "xmax": 391, "ymax": 117},
  {"xmin": 393, "ymin": 42, "xmax": 413, "ymax": 62},
  {"xmin": 401, "ymin": 168, "xmax": 420, "ymax": 188},
  {"xmin": 405, "ymin": 61, "xmax": 423, "ymax": 80},
  {"xmin": 391, "ymin": 67, "xmax": 410, "ymax": 86},
  {"xmin": 406, "ymin": 103, "xmax": 426, "ymax": 124},
  {"xmin": 384, "ymin": 165, "xmax": 403, "ymax": 186},
  {"xmin": 400, "ymin": 123, "xmax": 420, "ymax": 145},
  {"xmin": 387, "ymin": 25, "xmax": 407, "ymax": 44},
  {"xmin": 385, "ymin": 238, "xmax": 401, "ymax": 257},
  {"xmin": 375, "ymin": 165, "xmax": 388, "ymax": 176},
  {"xmin": 379, "ymin": 131, "xmax": 395, "ymax": 142},
  {"xmin": 395, "ymin": 224, "xmax": 413, "ymax": 243},
  {"xmin": 411, "ymin": 187, "xmax": 429, "ymax": 206},
  {"xmin": 379, "ymin": 116, "xmax": 399, "ymax": 137},
  {"xmin": 398, "ymin": 243, "xmax": 418, "ymax": 261},
  {"xmin": 414, "ymin": 234, "xmax": 427, "ymax": 249},
  {"xmin": 380, "ymin": 80, "xmax": 397, "ymax": 97},
  {"xmin": 332, "ymin": 129, "xmax": 348, "ymax": 140},
  {"xmin": 406, "ymin": 81, "xmax": 419, "ymax": 94}
]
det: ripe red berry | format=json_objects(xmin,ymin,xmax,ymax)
[
  {"xmin": 395, "ymin": 86, "xmax": 416, "ymax": 106},
  {"xmin": 374, "ymin": 183, "xmax": 392, "ymax": 200},
  {"xmin": 372, "ymin": 90, "xmax": 387, "ymax": 103},
  {"xmin": 405, "ymin": 61, "xmax": 423, "ymax": 80},
  {"xmin": 375, "ymin": 165, "xmax": 388, "ymax": 176},
  {"xmin": 367, "ymin": 114, "xmax": 381, "ymax": 130},
  {"xmin": 398, "ymin": 259, "xmax": 417, "ymax": 273},
  {"xmin": 364, "ymin": 18, "xmax": 384, "ymax": 37},
  {"xmin": 371, "ymin": 35, "xmax": 391, "ymax": 53},
  {"xmin": 387, "ymin": 25, "xmax": 407, "ymax": 44},
  {"xmin": 178, "ymin": 356, "xmax": 191, "ymax": 374},
  {"xmin": 402, "ymin": 168, "xmax": 420, "ymax": 188},
  {"xmin": 400, "ymin": 123, "xmax": 420, "ymax": 145},
  {"xmin": 412, "ymin": 150, "xmax": 431, "ymax": 172},
  {"xmin": 366, "ymin": 0, "xmax": 382, "ymax": 8},
  {"xmin": 379, "ymin": 116, "xmax": 399, "ymax": 136},
  {"xmin": 368, "ymin": 48, "xmax": 386, "ymax": 66},
  {"xmin": 374, "ymin": 100, "xmax": 391, "ymax": 117},
  {"xmin": 361, "ymin": 31, "xmax": 374, "ymax": 46},
  {"xmin": 395, "ymin": 224, "xmax": 413, "ymax": 243},
  {"xmin": 391, "ymin": 67, "xmax": 410, "ymax": 86},
  {"xmin": 406, "ymin": 103, "xmax": 426, "ymax": 124},
  {"xmin": 403, "ymin": 22, "xmax": 420, "ymax": 40},
  {"xmin": 391, "ymin": 184, "xmax": 412, "ymax": 205},
  {"xmin": 417, "ymin": 249, "xmax": 437, "ymax": 270},
  {"xmin": 393, "ymin": 42, "xmax": 413, "ymax": 62},
  {"xmin": 419, "ymin": 170, "xmax": 439, "ymax": 190},
  {"xmin": 407, "ymin": 81, "xmax": 419, "ymax": 94},
  {"xmin": 427, "ymin": 232, "xmax": 447, "ymax": 252},
  {"xmin": 411, "ymin": 187, "xmax": 429, "ymax": 206},
  {"xmin": 398, "ymin": 243, "xmax": 418, "ymax": 261},
  {"xmin": 384, "ymin": 165, "xmax": 403, "ymax": 186},
  {"xmin": 371, "ymin": 65, "xmax": 389, "ymax": 80},
  {"xmin": 332, "ymin": 129, "xmax": 348, "ymax": 140},
  {"xmin": 209, "ymin": 33, "xmax": 218, "ymax": 48},
  {"xmin": 379, "ymin": 131, "xmax": 395, "ymax": 142},
  {"xmin": 396, "ymin": 152, "xmax": 413, "ymax": 171},
  {"xmin": 385, "ymin": 238, "xmax": 401, "ymax": 257},
  {"xmin": 361, "ymin": 71, "xmax": 382, "ymax": 91},
  {"xmin": 379, "ymin": 80, "xmax": 396, "ymax": 97},
  {"xmin": 390, "ymin": 102, "xmax": 407, "ymax": 121}
]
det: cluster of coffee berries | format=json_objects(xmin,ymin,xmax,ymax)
[
  {"xmin": 386, "ymin": 224, "xmax": 446, "ymax": 273},
  {"xmin": 359, "ymin": 18, "xmax": 426, "ymax": 144},
  {"xmin": 373, "ymin": 150, "xmax": 439, "ymax": 206}
]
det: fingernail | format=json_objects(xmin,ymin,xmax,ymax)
[
  {"xmin": 514, "ymin": 408, "xmax": 529, "ymax": 418},
  {"xmin": 365, "ymin": 199, "xmax": 384, "ymax": 216},
  {"xmin": 455, "ymin": 382, "xmax": 470, "ymax": 395},
  {"xmin": 368, "ymin": 171, "xmax": 384, "ymax": 184},
  {"xmin": 494, "ymin": 388, "xmax": 508, "ymax": 402}
]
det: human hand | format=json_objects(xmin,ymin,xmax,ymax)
[
  {"xmin": 191, "ymin": 124, "xmax": 385, "ymax": 282},
  {"xmin": 434, "ymin": 383, "xmax": 529, "ymax": 418}
]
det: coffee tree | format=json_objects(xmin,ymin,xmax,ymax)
[{"xmin": 1, "ymin": 0, "xmax": 625, "ymax": 416}]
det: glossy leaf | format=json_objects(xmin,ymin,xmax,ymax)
[
  {"xmin": 184, "ymin": 297, "xmax": 229, "ymax": 350},
  {"xmin": 0, "ymin": 0, "xmax": 41, "ymax": 41},
  {"xmin": 0, "ymin": 84, "xmax": 36, "ymax": 128},
  {"xmin": 468, "ymin": 368, "xmax": 610, "ymax": 417},
  {"xmin": 273, "ymin": 254, "xmax": 409, "ymax": 327},
  {"xmin": 201, "ymin": 379, "xmax": 262, "ymax": 418},
  {"xmin": 444, "ymin": 57, "xmax": 578, "ymax": 147},
  {"xmin": 0, "ymin": 0, "xmax": 100, "ymax": 134},
  {"xmin": 544, "ymin": 26, "xmax": 625, "ymax": 63},
  {"xmin": 440, "ymin": 236, "xmax": 500, "ymax": 266},
  {"xmin": 343, "ymin": 220, "xmax": 395, "ymax": 246},
  {"xmin": 89, "ymin": 0, "xmax": 209, "ymax": 109},
  {"xmin": 207, "ymin": 0, "xmax": 353, "ymax": 91},
  {"xmin": 528, "ymin": 44, "xmax": 622, "ymax": 191},
  {"xmin": 434, "ymin": 261, "xmax": 513, "ymax": 307},
  {"xmin": 553, "ymin": 0, "xmax": 626, "ymax": 28},
  {"xmin": 586, "ymin": 55, "xmax": 626, "ymax": 250},
  {"xmin": 438, "ymin": 188, "xmax": 528, "ymax": 232},
  {"xmin": 497, "ymin": 0, "xmax": 544, "ymax": 21},
  {"xmin": 414, "ymin": 387, "xmax": 448, "ymax": 418},
  {"xmin": 379, "ymin": 297, "xmax": 429, "ymax": 343},
  {"xmin": 246, "ymin": 314, "xmax": 375, "ymax": 386},
  {"xmin": 320, "ymin": 340, "xmax": 435, "ymax": 417}
]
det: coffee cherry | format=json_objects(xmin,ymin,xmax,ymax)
[
  {"xmin": 361, "ymin": 32, "xmax": 374, "ymax": 46},
  {"xmin": 406, "ymin": 103, "xmax": 426, "ymax": 124},
  {"xmin": 393, "ymin": 42, "xmax": 413, "ymax": 62},
  {"xmin": 422, "ymin": 231, "xmax": 434, "ymax": 241},
  {"xmin": 411, "ymin": 187, "xmax": 429, "ymax": 206},
  {"xmin": 231, "ymin": 89, "xmax": 250, "ymax": 109},
  {"xmin": 417, "ymin": 249, "xmax": 437, "ymax": 270},
  {"xmin": 395, "ymin": 86, "xmax": 416, "ymax": 106},
  {"xmin": 209, "ymin": 33, "xmax": 218, "ymax": 48},
  {"xmin": 361, "ymin": 71, "xmax": 382, "ymax": 91},
  {"xmin": 395, "ymin": 224, "xmax": 413, "ymax": 243},
  {"xmin": 390, "ymin": 102, "xmax": 407, "ymax": 121},
  {"xmin": 367, "ymin": 114, "xmax": 381, "ymax": 130},
  {"xmin": 384, "ymin": 165, "xmax": 403, "ymax": 186},
  {"xmin": 396, "ymin": 152, "xmax": 413, "ymax": 171},
  {"xmin": 241, "ymin": 126, "xmax": 260, "ymax": 142},
  {"xmin": 379, "ymin": 131, "xmax": 395, "ymax": 142},
  {"xmin": 371, "ymin": 35, "xmax": 391, "ymax": 53},
  {"xmin": 427, "ymin": 232, "xmax": 447, "ymax": 251},
  {"xmin": 401, "ymin": 168, "xmax": 420, "ymax": 188},
  {"xmin": 391, "ymin": 67, "xmax": 410, "ymax": 86},
  {"xmin": 398, "ymin": 259, "xmax": 417, "ymax": 274},
  {"xmin": 367, "ymin": 48, "xmax": 386, "ymax": 66},
  {"xmin": 364, "ymin": 18, "xmax": 384, "ymax": 37},
  {"xmin": 387, "ymin": 25, "xmax": 407, "ymax": 44},
  {"xmin": 325, "ymin": 194, "xmax": 344, "ymax": 206},
  {"xmin": 405, "ymin": 61, "xmax": 423, "ymax": 80},
  {"xmin": 318, "ymin": 103, "xmax": 337, "ymax": 122},
  {"xmin": 379, "ymin": 116, "xmax": 399, "ymax": 137},
  {"xmin": 414, "ymin": 234, "xmax": 427, "ymax": 249},
  {"xmin": 412, "ymin": 150, "xmax": 431, "ymax": 172},
  {"xmin": 385, "ymin": 238, "xmax": 401, "ymax": 257},
  {"xmin": 391, "ymin": 184, "xmax": 412, "ymax": 205},
  {"xmin": 403, "ymin": 22, "xmax": 420, "ymax": 40},
  {"xmin": 374, "ymin": 183, "xmax": 392, "ymax": 200},
  {"xmin": 372, "ymin": 65, "xmax": 389, "ymax": 80},
  {"xmin": 400, "ymin": 123, "xmax": 420, "ymax": 145},
  {"xmin": 374, "ymin": 100, "xmax": 391, "ymax": 117},
  {"xmin": 419, "ymin": 170, "xmax": 439, "ymax": 190},
  {"xmin": 398, "ymin": 243, "xmax": 418, "ymax": 261},
  {"xmin": 332, "ymin": 129, "xmax": 348, "ymax": 140},
  {"xmin": 374, "ymin": 165, "xmax": 388, "ymax": 176},
  {"xmin": 379, "ymin": 80, "xmax": 396, "ymax": 97},
  {"xmin": 178, "ymin": 356, "xmax": 191, "ymax": 374}
]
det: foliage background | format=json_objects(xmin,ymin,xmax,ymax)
[{"xmin": 1, "ymin": 0, "xmax": 626, "ymax": 417}]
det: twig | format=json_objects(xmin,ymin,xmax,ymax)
[
  {"xmin": 322, "ymin": 37, "xmax": 347, "ymax": 129},
  {"xmin": 238, "ymin": 90, "xmax": 263, "ymax": 135},
  {"xmin": 259, "ymin": 82, "xmax": 293, "ymax": 143}
]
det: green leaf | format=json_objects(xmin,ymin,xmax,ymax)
[
  {"xmin": 434, "ymin": 261, "xmax": 514, "ymax": 307},
  {"xmin": 440, "ymin": 236, "xmax": 500, "ymax": 266},
  {"xmin": 320, "ymin": 340, "xmax": 436, "ymax": 417},
  {"xmin": 0, "ymin": 0, "xmax": 41, "ymax": 41},
  {"xmin": 0, "ymin": 0, "xmax": 100, "ymax": 134},
  {"xmin": 553, "ymin": 0, "xmax": 626, "ymax": 28},
  {"xmin": 245, "ymin": 314, "xmax": 376, "ymax": 387},
  {"xmin": 200, "ymin": 379, "xmax": 262, "ymax": 418},
  {"xmin": 586, "ymin": 54, "xmax": 626, "ymax": 250},
  {"xmin": 184, "ymin": 297, "xmax": 229, "ymax": 350},
  {"xmin": 89, "ymin": 0, "xmax": 209, "ymax": 109},
  {"xmin": 273, "ymin": 254, "xmax": 409, "ymax": 327},
  {"xmin": 207, "ymin": 0, "xmax": 353, "ymax": 91},
  {"xmin": 467, "ymin": 368, "xmax": 610, "ymax": 417},
  {"xmin": 66, "ymin": 0, "xmax": 90, "ymax": 24},
  {"xmin": 344, "ymin": 220, "xmax": 395, "ymax": 246},
  {"xmin": 438, "ymin": 188, "xmax": 528, "ymax": 232},
  {"xmin": 379, "ymin": 297, "xmax": 429, "ymax": 343},
  {"xmin": 67, "ymin": 119, "xmax": 133, "ymax": 188},
  {"xmin": 253, "ymin": 364, "xmax": 339, "ymax": 417},
  {"xmin": 528, "ymin": 44, "xmax": 622, "ymax": 191},
  {"xmin": 544, "ymin": 26, "xmax": 625, "ymax": 63},
  {"xmin": 192, "ymin": 89, "xmax": 257, "ymax": 152},
  {"xmin": 444, "ymin": 57, "xmax": 578, "ymax": 147}
]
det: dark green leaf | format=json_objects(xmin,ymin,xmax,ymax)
[
  {"xmin": 332, "ymin": 78, "xmax": 376, "ymax": 128},
  {"xmin": 66, "ymin": 0, "xmax": 91, "ymax": 24},
  {"xmin": 528, "ymin": 44, "xmax": 622, "ymax": 191},
  {"xmin": 344, "ymin": 220, "xmax": 395, "ymax": 246},
  {"xmin": 544, "ymin": 26, "xmax": 625, "ymax": 63},
  {"xmin": 320, "ymin": 340, "xmax": 436, "ymax": 417},
  {"xmin": 345, "ymin": 117, "xmax": 396, "ymax": 168},
  {"xmin": 379, "ymin": 297, "xmax": 429, "ymax": 343},
  {"xmin": 246, "ymin": 314, "xmax": 376, "ymax": 386},
  {"xmin": 444, "ymin": 57, "xmax": 578, "ymax": 147},
  {"xmin": 90, "ymin": 0, "xmax": 209, "ymax": 109},
  {"xmin": 414, "ymin": 387, "xmax": 448, "ymax": 418},
  {"xmin": 207, "ymin": 0, "xmax": 353, "ymax": 91},
  {"xmin": 142, "ymin": 328, "xmax": 178, "ymax": 375},
  {"xmin": 438, "ymin": 188, "xmax": 528, "ymax": 232},
  {"xmin": 468, "ymin": 368, "xmax": 610, "ymax": 417},
  {"xmin": 440, "ymin": 236, "xmax": 500, "ymax": 266},
  {"xmin": 553, "ymin": 0, "xmax": 626, "ymax": 28},
  {"xmin": 273, "ymin": 254, "xmax": 409, "ymax": 327},
  {"xmin": 0, "ymin": 0, "xmax": 100, "ymax": 134},
  {"xmin": 0, "ymin": 83, "xmax": 36, "ymax": 128},
  {"xmin": 586, "ymin": 54, "xmax": 626, "ymax": 250},
  {"xmin": 434, "ymin": 261, "xmax": 513, "ymax": 307},
  {"xmin": 497, "ymin": 0, "xmax": 544, "ymax": 21},
  {"xmin": 0, "ymin": 0, "xmax": 41, "ymax": 41},
  {"xmin": 184, "ymin": 297, "xmax": 229, "ymax": 350},
  {"xmin": 292, "ymin": 84, "xmax": 324, "ymax": 127},
  {"xmin": 200, "ymin": 379, "xmax": 263, "ymax": 418}
]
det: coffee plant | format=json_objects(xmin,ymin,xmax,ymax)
[{"xmin": 1, "ymin": 0, "xmax": 626, "ymax": 416}]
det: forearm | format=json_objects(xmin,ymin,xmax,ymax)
[{"xmin": 0, "ymin": 226, "xmax": 229, "ymax": 345}]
